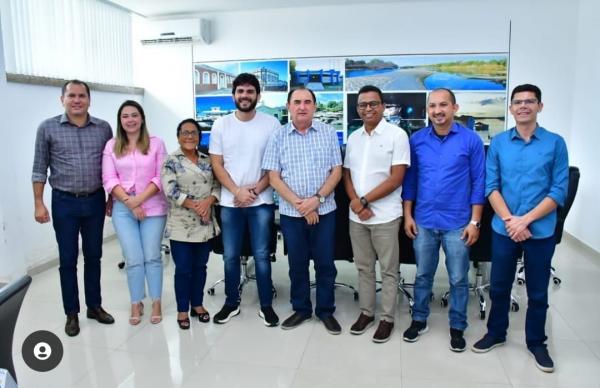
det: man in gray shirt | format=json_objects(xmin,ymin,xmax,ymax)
[{"xmin": 32, "ymin": 80, "xmax": 115, "ymax": 336}]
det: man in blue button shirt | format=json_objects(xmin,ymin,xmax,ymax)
[
  {"xmin": 401, "ymin": 88, "xmax": 485, "ymax": 352},
  {"xmin": 472, "ymin": 84, "xmax": 568, "ymax": 373}
]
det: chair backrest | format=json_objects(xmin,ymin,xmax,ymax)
[
  {"xmin": 554, "ymin": 166, "xmax": 580, "ymax": 244},
  {"xmin": 0, "ymin": 275, "xmax": 32, "ymax": 383},
  {"xmin": 398, "ymin": 217, "xmax": 416, "ymax": 264},
  {"xmin": 469, "ymin": 200, "xmax": 495, "ymax": 263},
  {"xmin": 333, "ymin": 161, "xmax": 353, "ymax": 261}
]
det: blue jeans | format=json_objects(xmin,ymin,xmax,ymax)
[
  {"xmin": 280, "ymin": 212, "xmax": 337, "ymax": 318},
  {"xmin": 412, "ymin": 225, "xmax": 470, "ymax": 330},
  {"xmin": 487, "ymin": 231, "xmax": 555, "ymax": 349},
  {"xmin": 170, "ymin": 239, "xmax": 211, "ymax": 312},
  {"xmin": 220, "ymin": 204, "xmax": 274, "ymax": 307},
  {"xmin": 111, "ymin": 200, "xmax": 166, "ymax": 303},
  {"xmin": 51, "ymin": 188, "xmax": 106, "ymax": 315}
]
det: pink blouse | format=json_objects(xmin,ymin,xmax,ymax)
[{"xmin": 102, "ymin": 136, "xmax": 168, "ymax": 216}]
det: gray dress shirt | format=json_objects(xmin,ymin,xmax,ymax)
[{"xmin": 32, "ymin": 114, "xmax": 113, "ymax": 193}]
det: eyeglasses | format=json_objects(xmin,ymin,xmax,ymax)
[
  {"xmin": 511, "ymin": 99, "xmax": 538, "ymax": 106},
  {"xmin": 357, "ymin": 101, "xmax": 382, "ymax": 110},
  {"xmin": 180, "ymin": 130, "xmax": 199, "ymax": 138}
]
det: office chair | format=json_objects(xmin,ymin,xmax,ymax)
[
  {"xmin": 0, "ymin": 275, "xmax": 32, "ymax": 384},
  {"xmin": 396, "ymin": 217, "xmax": 417, "ymax": 310},
  {"xmin": 207, "ymin": 205, "xmax": 278, "ymax": 300},
  {"xmin": 323, "ymin": 169, "xmax": 359, "ymax": 300},
  {"xmin": 516, "ymin": 166, "xmax": 580, "ymax": 286}
]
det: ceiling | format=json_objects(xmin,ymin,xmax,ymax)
[{"xmin": 107, "ymin": 0, "xmax": 415, "ymax": 18}]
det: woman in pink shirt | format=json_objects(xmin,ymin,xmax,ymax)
[{"xmin": 102, "ymin": 100, "xmax": 168, "ymax": 325}]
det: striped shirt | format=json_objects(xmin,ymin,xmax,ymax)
[
  {"xmin": 262, "ymin": 120, "xmax": 342, "ymax": 217},
  {"xmin": 32, "ymin": 114, "xmax": 113, "ymax": 193}
]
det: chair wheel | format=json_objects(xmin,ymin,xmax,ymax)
[
  {"xmin": 117, "ymin": 261, "xmax": 125, "ymax": 269},
  {"xmin": 164, "ymin": 248, "xmax": 170, "ymax": 255},
  {"xmin": 480, "ymin": 310, "xmax": 486, "ymax": 320},
  {"xmin": 353, "ymin": 292, "xmax": 359, "ymax": 301},
  {"xmin": 511, "ymin": 302, "xmax": 519, "ymax": 312},
  {"xmin": 207, "ymin": 288, "xmax": 215, "ymax": 296},
  {"xmin": 517, "ymin": 278, "xmax": 525, "ymax": 285},
  {"xmin": 553, "ymin": 278, "xmax": 562, "ymax": 285},
  {"xmin": 441, "ymin": 298, "xmax": 448, "ymax": 308}
]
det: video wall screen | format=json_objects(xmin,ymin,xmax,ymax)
[{"xmin": 193, "ymin": 53, "xmax": 508, "ymax": 145}]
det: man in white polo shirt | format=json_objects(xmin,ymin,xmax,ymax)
[
  {"xmin": 343, "ymin": 85, "xmax": 410, "ymax": 343},
  {"xmin": 209, "ymin": 73, "xmax": 281, "ymax": 326}
]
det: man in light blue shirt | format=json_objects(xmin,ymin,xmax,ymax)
[
  {"xmin": 262, "ymin": 87, "xmax": 343, "ymax": 334},
  {"xmin": 472, "ymin": 84, "xmax": 568, "ymax": 374}
]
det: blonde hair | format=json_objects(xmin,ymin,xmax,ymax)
[{"xmin": 114, "ymin": 100, "xmax": 150, "ymax": 157}]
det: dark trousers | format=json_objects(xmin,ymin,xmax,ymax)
[
  {"xmin": 487, "ymin": 231, "xmax": 556, "ymax": 349},
  {"xmin": 170, "ymin": 239, "xmax": 211, "ymax": 312},
  {"xmin": 280, "ymin": 212, "xmax": 337, "ymax": 318},
  {"xmin": 51, "ymin": 189, "xmax": 106, "ymax": 315}
]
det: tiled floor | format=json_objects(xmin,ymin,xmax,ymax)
[{"xmin": 11, "ymin": 236, "xmax": 600, "ymax": 388}]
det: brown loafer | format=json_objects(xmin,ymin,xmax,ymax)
[
  {"xmin": 350, "ymin": 313, "xmax": 375, "ymax": 335},
  {"xmin": 65, "ymin": 314, "xmax": 80, "ymax": 336},
  {"xmin": 373, "ymin": 320, "xmax": 394, "ymax": 343},
  {"xmin": 86, "ymin": 307, "xmax": 115, "ymax": 324}
]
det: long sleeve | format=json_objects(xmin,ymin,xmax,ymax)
[
  {"xmin": 161, "ymin": 156, "xmax": 188, "ymax": 207},
  {"xmin": 469, "ymin": 136, "xmax": 486, "ymax": 205},
  {"xmin": 32, "ymin": 123, "xmax": 49, "ymax": 183},
  {"xmin": 101, "ymin": 140, "xmax": 120, "ymax": 194},
  {"xmin": 151, "ymin": 139, "xmax": 167, "ymax": 192},
  {"xmin": 547, "ymin": 137, "xmax": 569, "ymax": 207},
  {"xmin": 401, "ymin": 137, "xmax": 418, "ymax": 201}
]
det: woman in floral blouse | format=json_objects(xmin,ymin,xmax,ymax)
[{"xmin": 161, "ymin": 119, "xmax": 220, "ymax": 330}]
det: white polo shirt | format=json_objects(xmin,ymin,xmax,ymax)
[
  {"xmin": 343, "ymin": 119, "xmax": 410, "ymax": 224},
  {"xmin": 209, "ymin": 111, "xmax": 280, "ymax": 207}
]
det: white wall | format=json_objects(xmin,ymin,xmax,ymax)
[
  {"xmin": 565, "ymin": 0, "xmax": 600, "ymax": 251},
  {"xmin": 0, "ymin": 16, "xmax": 26, "ymax": 282},
  {"xmin": 137, "ymin": 0, "xmax": 596, "ymax": 250},
  {"xmin": 0, "ymin": 14, "xmax": 141, "ymax": 278}
]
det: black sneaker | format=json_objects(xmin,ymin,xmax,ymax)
[
  {"xmin": 449, "ymin": 328, "xmax": 466, "ymax": 352},
  {"xmin": 529, "ymin": 347, "xmax": 555, "ymax": 373},
  {"xmin": 281, "ymin": 312, "xmax": 312, "ymax": 330},
  {"xmin": 471, "ymin": 334, "xmax": 506, "ymax": 353},
  {"xmin": 320, "ymin": 315, "xmax": 342, "ymax": 335},
  {"xmin": 258, "ymin": 306, "xmax": 279, "ymax": 327},
  {"xmin": 403, "ymin": 320, "xmax": 428, "ymax": 342},
  {"xmin": 213, "ymin": 304, "xmax": 240, "ymax": 324}
]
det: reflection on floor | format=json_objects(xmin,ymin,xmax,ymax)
[{"xmin": 12, "ymin": 236, "xmax": 600, "ymax": 388}]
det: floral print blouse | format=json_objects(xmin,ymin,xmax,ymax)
[{"xmin": 160, "ymin": 148, "xmax": 220, "ymax": 243}]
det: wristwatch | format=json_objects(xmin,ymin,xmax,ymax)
[
  {"xmin": 359, "ymin": 196, "xmax": 369, "ymax": 208},
  {"xmin": 315, "ymin": 193, "xmax": 326, "ymax": 204},
  {"xmin": 469, "ymin": 220, "xmax": 481, "ymax": 229}
]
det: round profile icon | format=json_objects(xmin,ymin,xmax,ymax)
[{"xmin": 22, "ymin": 330, "xmax": 63, "ymax": 372}]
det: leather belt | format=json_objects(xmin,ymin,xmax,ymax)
[{"xmin": 53, "ymin": 188, "xmax": 103, "ymax": 198}]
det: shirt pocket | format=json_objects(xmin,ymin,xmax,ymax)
[{"xmin": 312, "ymin": 146, "xmax": 331, "ymax": 171}]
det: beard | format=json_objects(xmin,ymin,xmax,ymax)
[{"xmin": 235, "ymin": 97, "xmax": 258, "ymax": 112}]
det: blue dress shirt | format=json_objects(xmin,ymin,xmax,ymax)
[
  {"xmin": 486, "ymin": 126, "xmax": 569, "ymax": 239},
  {"xmin": 402, "ymin": 122, "xmax": 486, "ymax": 230},
  {"xmin": 262, "ymin": 120, "xmax": 342, "ymax": 217}
]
